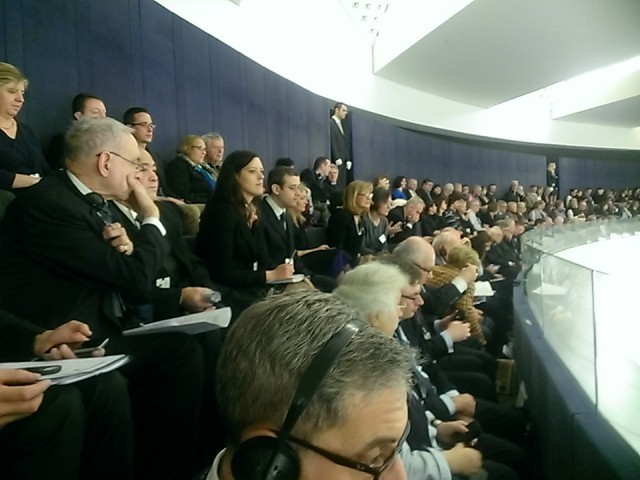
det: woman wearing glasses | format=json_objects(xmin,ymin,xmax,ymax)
[
  {"xmin": 165, "ymin": 134, "xmax": 217, "ymax": 204},
  {"xmin": 0, "ymin": 62, "xmax": 50, "ymax": 193}
]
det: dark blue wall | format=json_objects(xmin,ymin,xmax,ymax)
[{"xmin": 2, "ymin": 0, "xmax": 638, "ymax": 197}]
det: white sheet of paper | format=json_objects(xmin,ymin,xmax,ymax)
[
  {"xmin": 1, "ymin": 355, "xmax": 130, "ymax": 386},
  {"xmin": 474, "ymin": 281, "xmax": 495, "ymax": 297},
  {"xmin": 123, "ymin": 307, "xmax": 232, "ymax": 336},
  {"xmin": 266, "ymin": 273, "xmax": 306, "ymax": 285}
]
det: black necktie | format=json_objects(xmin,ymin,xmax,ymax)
[
  {"xmin": 280, "ymin": 212, "xmax": 287, "ymax": 231},
  {"xmin": 85, "ymin": 192, "xmax": 115, "ymax": 225}
]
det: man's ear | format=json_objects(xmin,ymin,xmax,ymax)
[
  {"xmin": 73, "ymin": 112, "xmax": 82, "ymax": 121},
  {"xmin": 272, "ymin": 184, "xmax": 281, "ymax": 196},
  {"xmin": 96, "ymin": 151, "xmax": 110, "ymax": 177}
]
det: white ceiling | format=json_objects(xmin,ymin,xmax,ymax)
[{"xmin": 372, "ymin": 0, "xmax": 640, "ymax": 127}]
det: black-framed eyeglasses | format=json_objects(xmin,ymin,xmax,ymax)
[
  {"xmin": 130, "ymin": 122, "xmax": 156, "ymax": 129},
  {"xmin": 275, "ymin": 421, "xmax": 409, "ymax": 479},
  {"xmin": 401, "ymin": 294, "xmax": 421, "ymax": 302},
  {"xmin": 98, "ymin": 151, "xmax": 142, "ymax": 172},
  {"xmin": 412, "ymin": 262, "xmax": 432, "ymax": 274}
]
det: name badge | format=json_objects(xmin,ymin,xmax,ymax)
[
  {"xmin": 253, "ymin": 261, "xmax": 258, "ymax": 272},
  {"xmin": 378, "ymin": 233, "xmax": 387, "ymax": 244},
  {"xmin": 155, "ymin": 277, "xmax": 171, "ymax": 288}
]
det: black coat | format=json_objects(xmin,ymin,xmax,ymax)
[
  {"xmin": 0, "ymin": 172, "xmax": 168, "ymax": 343},
  {"xmin": 165, "ymin": 155, "xmax": 213, "ymax": 204},
  {"xmin": 196, "ymin": 199, "xmax": 268, "ymax": 289},
  {"xmin": 326, "ymin": 208, "xmax": 363, "ymax": 259}
]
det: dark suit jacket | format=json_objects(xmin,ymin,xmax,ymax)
[
  {"xmin": 417, "ymin": 188, "xmax": 433, "ymax": 205},
  {"xmin": 399, "ymin": 318, "xmax": 459, "ymax": 421},
  {"xmin": 0, "ymin": 173, "xmax": 169, "ymax": 343},
  {"xmin": 329, "ymin": 118, "xmax": 351, "ymax": 185},
  {"xmin": 256, "ymin": 198, "xmax": 296, "ymax": 269},
  {"xmin": 329, "ymin": 119, "xmax": 350, "ymax": 164},
  {"xmin": 165, "ymin": 155, "xmax": 213, "ymax": 204},
  {"xmin": 0, "ymin": 308, "xmax": 44, "ymax": 361},
  {"xmin": 387, "ymin": 206, "xmax": 422, "ymax": 246},
  {"xmin": 326, "ymin": 208, "xmax": 363, "ymax": 259},
  {"xmin": 195, "ymin": 199, "xmax": 268, "ymax": 289},
  {"xmin": 113, "ymin": 201, "xmax": 216, "ymax": 321},
  {"xmin": 300, "ymin": 168, "xmax": 328, "ymax": 204}
]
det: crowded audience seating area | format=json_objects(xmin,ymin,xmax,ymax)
[{"xmin": 1, "ymin": 47, "xmax": 640, "ymax": 480}]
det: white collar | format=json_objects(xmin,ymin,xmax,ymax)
[
  {"xmin": 265, "ymin": 194, "xmax": 286, "ymax": 219},
  {"xmin": 66, "ymin": 170, "xmax": 93, "ymax": 196}
]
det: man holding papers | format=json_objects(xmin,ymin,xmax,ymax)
[
  {"xmin": 0, "ymin": 310, "xmax": 134, "ymax": 479},
  {"xmin": 0, "ymin": 118, "xmax": 211, "ymax": 479}
]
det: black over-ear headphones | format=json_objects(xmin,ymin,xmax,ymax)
[{"xmin": 231, "ymin": 319, "xmax": 366, "ymax": 480}]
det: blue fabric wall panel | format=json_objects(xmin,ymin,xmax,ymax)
[
  {"xmin": 174, "ymin": 18, "xmax": 214, "ymax": 137},
  {"xmin": 138, "ymin": 0, "xmax": 179, "ymax": 164},
  {"xmin": 306, "ymin": 96, "xmax": 330, "ymax": 167},
  {"xmin": 17, "ymin": 1, "xmax": 79, "ymax": 132},
  {"xmin": 559, "ymin": 156, "xmax": 640, "ymax": 195},
  {"xmin": 212, "ymin": 42, "xmax": 246, "ymax": 155},
  {"xmin": 284, "ymin": 82, "xmax": 311, "ymax": 167},
  {"xmin": 2, "ymin": 0, "xmax": 25, "ymax": 81},
  {"xmin": 263, "ymin": 72, "xmax": 289, "ymax": 166},
  {"xmin": 241, "ymin": 60, "xmax": 269, "ymax": 156},
  {"xmin": 84, "ymin": 0, "xmax": 137, "ymax": 118},
  {"xmin": 127, "ymin": 0, "xmax": 145, "ymax": 102}
]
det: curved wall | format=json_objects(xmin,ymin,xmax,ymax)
[{"xmin": 156, "ymin": 0, "xmax": 640, "ymax": 150}]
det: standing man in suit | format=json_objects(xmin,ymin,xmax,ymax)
[
  {"xmin": 329, "ymin": 102, "xmax": 352, "ymax": 187},
  {"xmin": 0, "ymin": 118, "xmax": 211, "ymax": 479}
]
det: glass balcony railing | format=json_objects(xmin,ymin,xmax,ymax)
[{"xmin": 521, "ymin": 217, "xmax": 640, "ymax": 455}]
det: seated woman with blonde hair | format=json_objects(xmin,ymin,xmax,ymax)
[
  {"xmin": 166, "ymin": 135, "xmax": 216, "ymax": 204},
  {"xmin": 327, "ymin": 180, "xmax": 373, "ymax": 264}
]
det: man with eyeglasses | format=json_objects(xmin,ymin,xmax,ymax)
[
  {"xmin": 0, "ymin": 117, "xmax": 212, "ymax": 479},
  {"xmin": 209, "ymin": 289, "xmax": 412, "ymax": 480},
  {"xmin": 124, "ymin": 106, "xmax": 203, "ymax": 234}
]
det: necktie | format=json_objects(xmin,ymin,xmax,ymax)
[
  {"xmin": 86, "ymin": 192, "xmax": 115, "ymax": 225},
  {"xmin": 336, "ymin": 119, "xmax": 344, "ymax": 135},
  {"xmin": 280, "ymin": 212, "xmax": 287, "ymax": 231}
]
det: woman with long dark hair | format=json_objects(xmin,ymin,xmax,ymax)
[{"xmin": 195, "ymin": 150, "xmax": 293, "ymax": 307}]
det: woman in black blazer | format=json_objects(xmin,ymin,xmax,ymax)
[
  {"xmin": 195, "ymin": 150, "xmax": 293, "ymax": 311},
  {"xmin": 327, "ymin": 180, "xmax": 373, "ymax": 262}
]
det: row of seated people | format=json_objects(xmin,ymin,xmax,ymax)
[{"xmin": 0, "ymin": 113, "xmax": 533, "ymax": 479}]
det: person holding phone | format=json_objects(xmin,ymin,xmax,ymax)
[{"xmin": 0, "ymin": 309, "xmax": 134, "ymax": 479}]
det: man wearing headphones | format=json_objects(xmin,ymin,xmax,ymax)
[{"xmin": 208, "ymin": 290, "xmax": 412, "ymax": 480}]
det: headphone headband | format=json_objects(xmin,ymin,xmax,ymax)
[{"xmin": 279, "ymin": 319, "xmax": 365, "ymax": 437}]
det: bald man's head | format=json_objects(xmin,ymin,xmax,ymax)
[{"xmin": 393, "ymin": 237, "xmax": 435, "ymax": 284}]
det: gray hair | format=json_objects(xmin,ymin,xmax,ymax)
[
  {"xmin": 202, "ymin": 131, "xmax": 224, "ymax": 145},
  {"xmin": 405, "ymin": 196, "xmax": 425, "ymax": 208},
  {"xmin": 65, "ymin": 117, "xmax": 134, "ymax": 163},
  {"xmin": 496, "ymin": 218, "xmax": 515, "ymax": 230},
  {"xmin": 334, "ymin": 263, "xmax": 409, "ymax": 321},
  {"xmin": 393, "ymin": 237, "xmax": 427, "ymax": 266},
  {"xmin": 216, "ymin": 290, "xmax": 412, "ymax": 444}
]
